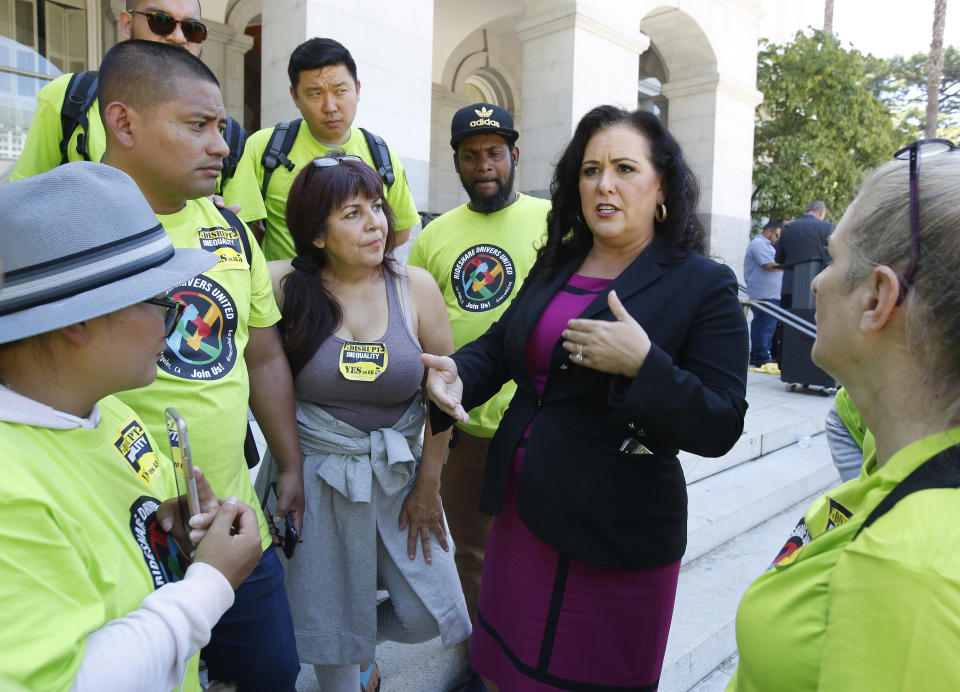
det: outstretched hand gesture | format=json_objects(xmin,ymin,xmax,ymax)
[{"xmin": 420, "ymin": 353, "xmax": 469, "ymax": 423}]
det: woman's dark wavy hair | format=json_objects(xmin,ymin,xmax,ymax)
[
  {"xmin": 281, "ymin": 155, "xmax": 398, "ymax": 376},
  {"xmin": 537, "ymin": 105, "xmax": 705, "ymax": 279}
]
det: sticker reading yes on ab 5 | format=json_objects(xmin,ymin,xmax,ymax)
[{"xmin": 339, "ymin": 342, "xmax": 388, "ymax": 381}]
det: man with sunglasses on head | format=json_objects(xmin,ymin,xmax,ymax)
[
  {"xmin": 98, "ymin": 40, "xmax": 303, "ymax": 692},
  {"xmin": 10, "ymin": 0, "xmax": 243, "ymax": 189},
  {"xmin": 224, "ymin": 37, "xmax": 422, "ymax": 259}
]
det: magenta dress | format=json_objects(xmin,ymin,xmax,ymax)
[{"xmin": 469, "ymin": 274, "xmax": 681, "ymax": 691}]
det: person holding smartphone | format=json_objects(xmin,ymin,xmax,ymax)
[{"xmin": 0, "ymin": 163, "xmax": 264, "ymax": 692}]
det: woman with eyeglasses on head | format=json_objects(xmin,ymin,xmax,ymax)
[
  {"xmin": 728, "ymin": 141, "xmax": 960, "ymax": 691},
  {"xmin": 0, "ymin": 162, "xmax": 264, "ymax": 691},
  {"xmin": 267, "ymin": 153, "xmax": 470, "ymax": 692}
]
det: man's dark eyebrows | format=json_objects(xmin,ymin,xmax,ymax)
[
  {"xmin": 142, "ymin": 3, "xmax": 202, "ymax": 21},
  {"xmin": 185, "ymin": 107, "xmax": 221, "ymax": 121}
]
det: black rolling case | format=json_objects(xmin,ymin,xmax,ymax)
[{"xmin": 780, "ymin": 260, "xmax": 835, "ymax": 389}]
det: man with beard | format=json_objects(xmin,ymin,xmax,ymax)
[{"xmin": 408, "ymin": 103, "xmax": 549, "ymax": 632}]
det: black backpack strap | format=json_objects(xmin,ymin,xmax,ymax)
[
  {"xmin": 59, "ymin": 70, "xmax": 99, "ymax": 164},
  {"xmin": 359, "ymin": 127, "xmax": 395, "ymax": 188},
  {"xmin": 219, "ymin": 116, "xmax": 247, "ymax": 189},
  {"xmin": 214, "ymin": 205, "xmax": 260, "ymax": 469},
  {"xmin": 215, "ymin": 206, "xmax": 252, "ymax": 264},
  {"xmin": 260, "ymin": 118, "xmax": 301, "ymax": 199},
  {"xmin": 854, "ymin": 445, "xmax": 960, "ymax": 539}
]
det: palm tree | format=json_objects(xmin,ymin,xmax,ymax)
[
  {"xmin": 926, "ymin": 0, "xmax": 948, "ymax": 137},
  {"xmin": 824, "ymin": 0, "xmax": 835, "ymax": 33}
]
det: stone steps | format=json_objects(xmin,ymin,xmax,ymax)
[{"xmin": 661, "ymin": 436, "xmax": 838, "ymax": 692}]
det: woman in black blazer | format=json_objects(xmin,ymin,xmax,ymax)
[{"xmin": 423, "ymin": 105, "xmax": 749, "ymax": 691}]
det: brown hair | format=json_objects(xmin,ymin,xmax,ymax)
[{"xmin": 280, "ymin": 155, "xmax": 398, "ymax": 376}]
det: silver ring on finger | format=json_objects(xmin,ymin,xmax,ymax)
[{"xmin": 577, "ymin": 344, "xmax": 584, "ymax": 361}]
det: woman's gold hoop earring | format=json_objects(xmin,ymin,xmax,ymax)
[{"xmin": 655, "ymin": 203, "xmax": 667, "ymax": 223}]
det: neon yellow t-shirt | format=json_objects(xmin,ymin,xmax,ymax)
[
  {"xmin": 0, "ymin": 396, "xmax": 201, "ymax": 691},
  {"xmin": 10, "ymin": 72, "xmax": 106, "ymax": 181},
  {"xmin": 408, "ymin": 195, "xmax": 549, "ymax": 437},
  {"xmin": 224, "ymin": 122, "xmax": 421, "ymax": 260},
  {"xmin": 728, "ymin": 427, "xmax": 960, "ymax": 691},
  {"xmin": 114, "ymin": 198, "xmax": 281, "ymax": 549}
]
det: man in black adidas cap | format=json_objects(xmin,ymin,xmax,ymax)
[{"xmin": 408, "ymin": 103, "xmax": 549, "ymax": 628}]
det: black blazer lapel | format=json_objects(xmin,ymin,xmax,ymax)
[
  {"xmin": 521, "ymin": 257, "xmax": 580, "ymax": 337},
  {"xmin": 579, "ymin": 235, "xmax": 683, "ymax": 319}
]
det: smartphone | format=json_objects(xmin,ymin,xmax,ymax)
[
  {"xmin": 165, "ymin": 407, "xmax": 201, "ymax": 519},
  {"xmin": 262, "ymin": 481, "xmax": 299, "ymax": 559}
]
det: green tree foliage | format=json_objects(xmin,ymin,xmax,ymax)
[
  {"xmin": 874, "ymin": 46, "xmax": 960, "ymax": 139},
  {"xmin": 752, "ymin": 30, "xmax": 901, "ymax": 232}
]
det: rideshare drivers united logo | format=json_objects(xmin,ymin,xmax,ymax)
[
  {"xmin": 451, "ymin": 243, "xmax": 516, "ymax": 312},
  {"xmin": 158, "ymin": 275, "xmax": 238, "ymax": 381},
  {"xmin": 129, "ymin": 496, "xmax": 189, "ymax": 588}
]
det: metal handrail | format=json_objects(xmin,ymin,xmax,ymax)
[
  {"xmin": 0, "ymin": 64, "xmax": 57, "ymax": 81},
  {"xmin": 738, "ymin": 285, "xmax": 817, "ymax": 339}
]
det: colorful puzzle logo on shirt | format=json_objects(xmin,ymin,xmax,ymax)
[
  {"xmin": 157, "ymin": 275, "xmax": 238, "ymax": 381},
  {"xmin": 771, "ymin": 516, "xmax": 811, "ymax": 567},
  {"xmin": 450, "ymin": 243, "xmax": 516, "ymax": 312},
  {"xmin": 113, "ymin": 420, "xmax": 161, "ymax": 488},
  {"xmin": 129, "ymin": 496, "xmax": 189, "ymax": 588}
]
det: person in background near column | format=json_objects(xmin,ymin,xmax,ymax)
[
  {"xmin": 423, "ymin": 105, "xmax": 748, "ymax": 691},
  {"xmin": 407, "ymin": 103, "xmax": 549, "ymax": 636},
  {"xmin": 225, "ymin": 38, "xmax": 422, "ymax": 258},
  {"xmin": 0, "ymin": 162, "xmax": 263, "ymax": 692},
  {"xmin": 744, "ymin": 219, "xmax": 784, "ymax": 367},
  {"xmin": 98, "ymin": 40, "xmax": 302, "ymax": 691},
  {"xmin": 728, "ymin": 141, "xmax": 960, "ymax": 691},
  {"xmin": 776, "ymin": 200, "xmax": 833, "ymax": 309},
  {"xmin": 10, "ymin": 0, "xmax": 243, "ymax": 188}
]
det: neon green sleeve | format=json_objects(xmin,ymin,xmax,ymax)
[
  {"xmin": 9, "ymin": 75, "xmax": 71, "ymax": 181},
  {"xmin": 833, "ymin": 387, "xmax": 867, "ymax": 449},
  {"xmin": 407, "ymin": 229, "xmax": 428, "ymax": 269},
  {"xmin": 384, "ymin": 149, "xmax": 421, "ymax": 232},
  {"xmin": 244, "ymin": 220, "xmax": 281, "ymax": 328},
  {"xmin": 819, "ymin": 527, "xmax": 960, "ymax": 688},
  {"xmin": 0, "ymin": 500, "xmax": 99, "ymax": 690},
  {"xmin": 223, "ymin": 129, "xmax": 269, "ymax": 225}
]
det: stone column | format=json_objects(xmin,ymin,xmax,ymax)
[
  {"xmin": 662, "ymin": 75, "xmax": 761, "ymax": 275},
  {"xmin": 201, "ymin": 21, "xmax": 253, "ymax": 123},
  {"xmin": 515, "ymin": 0, "xmax": 648, "ymax": 198},
  {"xmin": 261, "ymin": 0, "xmax": 434, "ymax": 209}
]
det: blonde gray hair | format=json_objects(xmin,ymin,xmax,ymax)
[{"xmin": 841, "ymin": 153, "xmax": 960, "ymax": 421}]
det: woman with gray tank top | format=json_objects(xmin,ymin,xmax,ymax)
[{"xmin": 266, "ymin": 153, "xmax": 470, "ymax": 692}]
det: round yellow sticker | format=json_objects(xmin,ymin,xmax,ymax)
[{"xmin": 339, "ymin": 341, "xmax": 388, "ymax": 381}]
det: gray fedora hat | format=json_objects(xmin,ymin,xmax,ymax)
[{"xmin": 0, "ymin": 162, "xmax": 217, "ymax": 345}]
